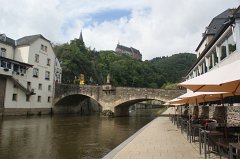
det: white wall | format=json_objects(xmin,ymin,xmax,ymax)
[
  {"xmin": 15, "ymin": 46, "xmax": 30, "ymax": 63},
  {"xmin": 3, "ymin": 37, "xmax": 56, "ymax": 109},
  {"xmin": 26, "ymin": 38, "xmax": 55, "ymax": 108},
  {"xmin": 0, "ymin": 43, "xmax": 14, "ymax": 59}
]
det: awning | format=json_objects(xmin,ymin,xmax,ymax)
[
  {"xmin": 178, "ymin": 91, "xmax": 238, "ymax": 103},
  {"xmin": 168, "ymin": 91, "xmax": 238, "ymax": 106},
  {"xmin": 178, "ymin": 59, "xmax": 240, "ymax": 93}
]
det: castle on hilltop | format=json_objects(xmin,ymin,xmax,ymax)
[{"xmin": 115, "ymin": 43, "xmax": 142, "ymax": 60}]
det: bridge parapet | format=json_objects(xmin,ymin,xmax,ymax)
[
  {"xmin": 115, "ymin": 87, "xmax": 184, "ymax": 101},
  {"xmin": 54, "ymin": 84, "xmax": 186, "ymax": 116},
  {"xmin": 54, "ymin": 84, "xmax": 101, "ymax": 102}
]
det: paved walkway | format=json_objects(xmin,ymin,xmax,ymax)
[
  {"xmin": 104, "ymin": 117, "xmax": 202, "ymax": 159},
  {"xmin": 161, "ymin": 107, "xmax": 177, "ymax": 115}
]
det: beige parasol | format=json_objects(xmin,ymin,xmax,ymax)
[{"xmin": 178, "ymin": 60, "xmax": 240, "ymax": 93}]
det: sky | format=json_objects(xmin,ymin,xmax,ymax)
[{"xmin": 0, "ymin": 0, "xmax": 239, "ymax": 60}]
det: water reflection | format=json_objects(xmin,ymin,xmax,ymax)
[{"xmin": 0, "ymin": 115, "xmax": 154, "ymax": 159}]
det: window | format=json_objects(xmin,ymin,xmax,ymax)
[
  {"xmin": 41, "ymin": 44, "xmax": 47, "ymax": 52},
  {"xmin": 37, "ymin": 96, "xmax": 41, "ymax": 102},
  {"xmin": 47, "ymin": 58, "xmax": 51, "ymax": 66},
  {"xmin": 38, "ymin": 83, "xmax": 42, "ymax": 90},
  {"xmin": 221, "ymin": 46, "xmax": 227, "ymax": 60},
  {"xmin": 41, "ymin": 44, "xmax": 44, "ymax": 51},
  {"xmin": 0, "ymin": 48, "xmax": 6, "ymax": 57},
  {"xmin": 35, "ymin": 54, "xmax": 39, "ymax": 63},
  {"xmin": 33, "ymin": 68, "xmax": 39, "ymax": 77},
  {"xmin": 12, "ymin": 94, "xmax": 17, "ymax": 101},
  {"xmin": 13, "ymin": 83, "xmax": 18, "ymax": 88},
  {"xmin": 48, "ymin": 85, "xmax": 52, "ymax": 91},
  {"xmin": 26, "ymin": 95, "xmax": 30, "ymax": 102},
  {"xmin": 45, "ymin": 71, "xmax": 50, "ymax": 80},
  {"xmin": 47, "ymin": 96, "xmax": 51, "ymax": 103}
]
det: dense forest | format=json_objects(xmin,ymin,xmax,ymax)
[{"xmin": 53, "ymin": 38, "xmax": 196, "ymax": 89}]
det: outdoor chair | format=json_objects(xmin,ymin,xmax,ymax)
[
  {"xmin": 199, "ymin": 128, "xmax": 224, "ymax": 159},
  {"xmin": 180, "ymin": 118, "xmax": 188, "ymax": 134},
  {"xmin": 190, "ymin": 123, "xmax": 203, "ymax": 143},
  {"xmin": 216, "ymin": 137, "xmax": 237, "ymax": 159},
  {"xmin": 229, "ymin": 142, "xmax": 240, "ymax": 159}
]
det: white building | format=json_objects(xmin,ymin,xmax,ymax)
[
  {"xmin": 186, "ymin": 7, "xmax": 240, "ymax": 81},
  {"xmin": 0, "ymin": 34, "xmax": 62, "ymax": 115}
]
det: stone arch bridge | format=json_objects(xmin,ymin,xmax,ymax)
[{"xmin": 54, "ymin": 84, "xmax": 185, "ymax": 116}]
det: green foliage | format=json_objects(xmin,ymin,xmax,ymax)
[
  {"xmin": 54, "ymin": 39, "xmax": 197, "ymax": 88},
  {"xmin": 161, "ymin": 82, "xmax": 177, "ymax": 89}
]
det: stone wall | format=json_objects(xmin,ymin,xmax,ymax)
[
  {"xmin": 227, "ymin": 105, "xmax": 240, "ymax": 126},
  {"xmin": 199, "ymin": 106, "xmax": 209, "ymax": 118},
  {"xmin": 212, "ymin": 106, "xmax": 226, "ymax": 123},
  {"xmin": 209, "ymin": 106, "xmax": 215, "ymax": 119},
  {"xmin": 189, "ymin": 105, "xmax": 240, "ymax": 125}
]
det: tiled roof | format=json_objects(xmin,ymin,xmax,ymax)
[
  {"xmin": 195, "ymin": 8, "xmax": 236, "ymax": 51},
  {"xmin": 0, "ymin": 34, "xmax": 50, "ymax": 47},
  {"xmin": 206, "ymin": 9, "xmax": 235, "ymax": 35},
  {"xmin": 0, "ymin": 34, "xmax": 15, "ymax": 46},
  {"xmin": 16, "ymin": 34, "xmax": 50, "ymax": 46},
  {"xmin": 186, "ymin": 7, "xmax": 240, "ymax": 77}
]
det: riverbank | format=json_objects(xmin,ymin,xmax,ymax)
[{"xmin": 103, "ymin": 116, "xmax": 202, "ymax": 159}]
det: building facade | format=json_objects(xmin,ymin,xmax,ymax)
[
  {"xmin": 0, "ymin": 34, "xmax": 62, "ymax": 115},
  {"xmin": 180, "ymin": 6, "xmax": 240, "ymax": 125},
  {"xmin": 186, "ymin": 7, "xmax": 240, "ymax": 80},
  {"xmin": 115, "ymin": 44, "xmax": 142, "ymax": 60}
]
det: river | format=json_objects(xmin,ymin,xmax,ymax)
[{"xmin": 0, "ymin": 112, "xmax": 156, "ymax": 159}]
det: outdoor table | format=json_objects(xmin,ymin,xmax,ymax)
[
  {"xmin": 229, "ymin": 142, "xmax": 240, "ymax": 159},
  {"xmin": 199, "ymin": 129, "xmax": 224, "ymax": 159}
]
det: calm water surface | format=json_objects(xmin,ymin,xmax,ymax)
[{"xmin": 0, "ymin": 114, "xmax": 154, "ymax": 159}]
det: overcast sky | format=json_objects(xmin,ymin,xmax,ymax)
[{"xmin": 0, "ymin": 0, "xmax": 239, "ymax": 60}]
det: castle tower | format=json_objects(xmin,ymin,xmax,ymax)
[{"xmin": 79, "ymin": 30, "xmax": 83, "ymax": 43}]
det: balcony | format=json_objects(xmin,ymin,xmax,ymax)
[
  {"xmin": 0, "ymin": 56, "xmax": 32, "ymax": 77},
  {"xmin": 26, "ymin": 88, "xmax": 36, "ymax": 96},
  {"xmin": 0, "ymin": 66, "xmax": 12, "ymax": 77}
]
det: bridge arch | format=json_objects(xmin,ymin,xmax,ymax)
[
  {"xmin": 54, "ymin": 94, "xmax": 102, "ymax": 114},
  {"xmin": 113, "ymin": 97, "xmax": 167, "ymax": 116}
]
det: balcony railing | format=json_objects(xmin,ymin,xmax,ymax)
[{"xmin": 0, "ymin": 57, "xmax": 32, "ymax": 77}]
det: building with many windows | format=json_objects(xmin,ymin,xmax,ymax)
[
  {"xmin": 185, "ymin": 7, "xmax": 240, "ymax": 80},
  {"xmin": 115, "ymin": 43, "xmax": 142, "ymax": 60},
  {"xmin": 0, "ymin": 34, "xmax": 62, "ymax": 115}
]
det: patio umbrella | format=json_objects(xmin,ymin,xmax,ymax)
[
  {"xmin": 178, "ymin": 91, "xmax": 239, "ymax": 103},
  {"xmin": 168, "ymin": 97, "xmax": 188, "ymax": 105},
  {"xmin": 178, "ymin": 60, "xmax": 240, "ymax": 94}
]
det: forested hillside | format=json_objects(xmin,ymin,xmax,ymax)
[{"xmin": 53, "ymin": 38, "xmax": 196, "ymax": 88}]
